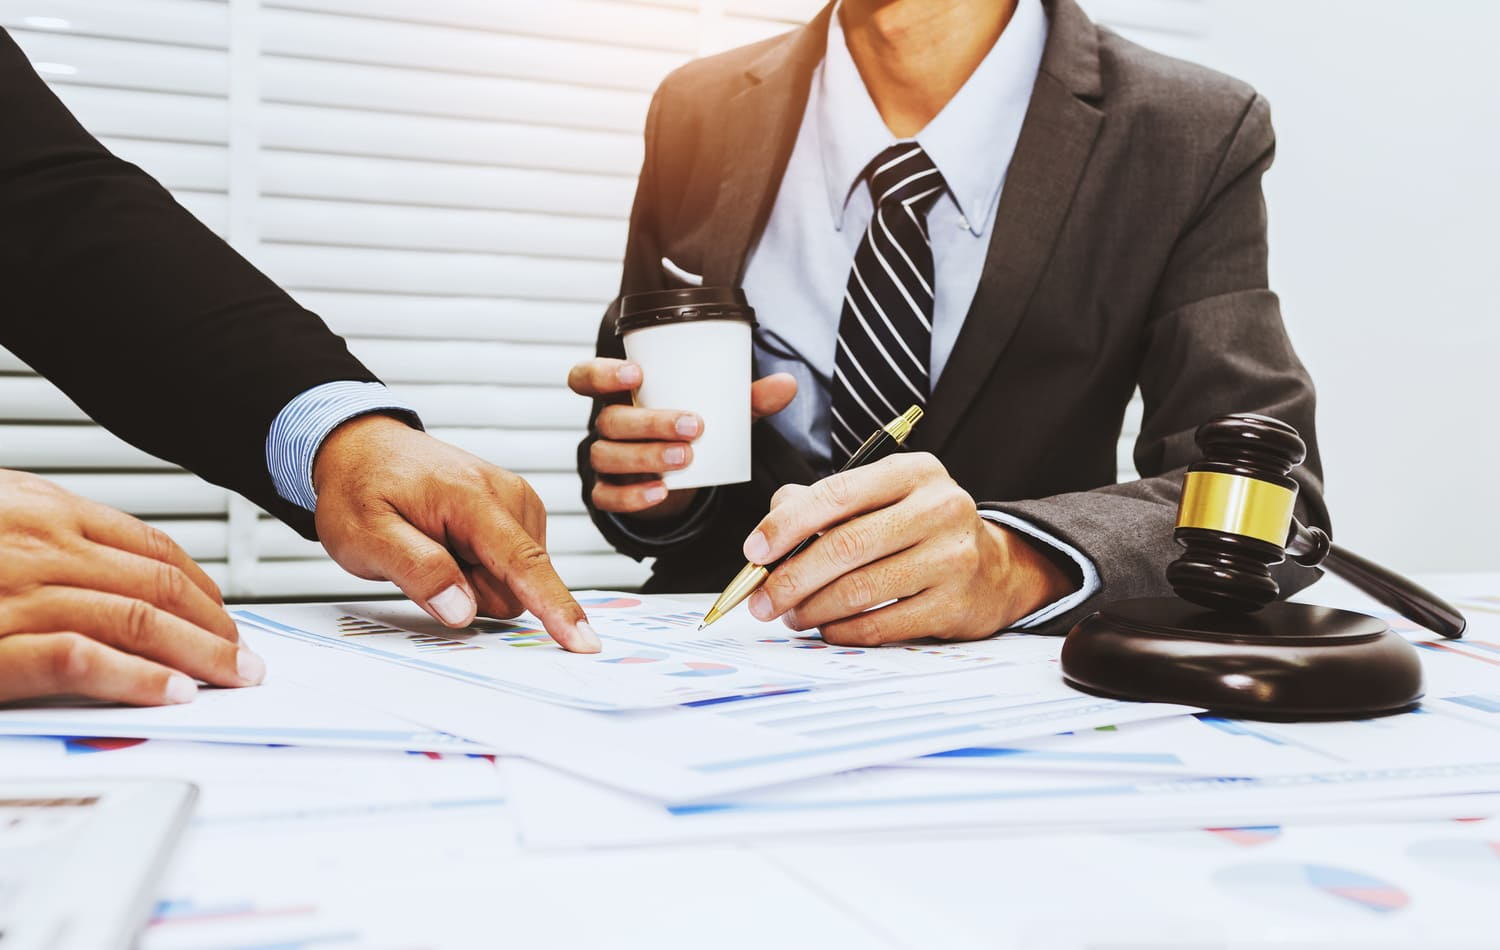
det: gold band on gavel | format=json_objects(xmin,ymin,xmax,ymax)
[{"xmin": 1176, "ymin": 471, "xmax": 1297, "ymax": 546}]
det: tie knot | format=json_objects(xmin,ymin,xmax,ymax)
[{"xmin": 865, "ymin": 144, "xmax": 945, "ymax": 212}]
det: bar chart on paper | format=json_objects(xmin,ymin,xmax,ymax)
[{"xmin": 234, "ymin": 593, "xmax": 1063, "ymax": 711}]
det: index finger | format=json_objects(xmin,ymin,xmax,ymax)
[
  {"xmin": 745, "ymin": 459, "xmax": 916, "ymax": 564},
  {"xmin": 461, "ymin": 508, "xmax": 599, "ymax": 654},
  {"xmin": 567, "ymin": 358, "xmax": 642, "ymax": 398}
]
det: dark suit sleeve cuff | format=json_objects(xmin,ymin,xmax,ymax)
[{"xmin": 604, "ymin": 487, "xmax": 720, "ymax": 550}]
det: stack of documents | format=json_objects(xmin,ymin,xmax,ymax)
[
  {"xmin": 222, "ymin": 585, "xmax": 1500, "ymax": 849},
  {"xmin": 3, "ymin": 581, "xmax": 1499, "ymax": 946}
]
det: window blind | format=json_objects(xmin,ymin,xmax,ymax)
[{"xmin": 1, "ymin": 0, "xmax": 820, "ymax": 599}]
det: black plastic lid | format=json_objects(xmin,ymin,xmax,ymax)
[{"xmin": 615, "ymin": 287, "xmax": 757, "ymax": 336}]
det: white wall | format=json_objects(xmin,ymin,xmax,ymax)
[{"xmin": 1199, "ymin": 1, "xmax": 1500, "ymax": 572}]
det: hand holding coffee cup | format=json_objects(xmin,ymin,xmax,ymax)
[{"xmin": 569, "ymin": 288, "xmax": 796, "ymax": 518}]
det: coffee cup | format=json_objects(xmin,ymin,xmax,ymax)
[{"xmin": 616, "ymin": 287, "xmax": 756, "ymax": 490}]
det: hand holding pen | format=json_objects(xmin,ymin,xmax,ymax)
[{"xmin": 702, "ymin": 405, "xmax": 1075, "ymax": 644}]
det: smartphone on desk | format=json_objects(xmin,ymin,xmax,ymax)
[{"xmin": 0, "ymin": 778, "xmax": 196, "ymax": 950}]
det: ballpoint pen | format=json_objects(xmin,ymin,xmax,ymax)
[{"xmin": 697, "ymin": 404, "xmax": 924, "ymax": 630}]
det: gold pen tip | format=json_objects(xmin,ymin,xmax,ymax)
[{"xmin": 886, "ymin": 405, "xmax": 924, "ymax": 444}]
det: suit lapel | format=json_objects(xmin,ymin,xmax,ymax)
[
  {"xmin": 701, "ymin": 7, "xmax": 833, "ymax": 286},
  {"xmin": 910, "ymin": 0, "xmax": 1105, "ymax": 455}
]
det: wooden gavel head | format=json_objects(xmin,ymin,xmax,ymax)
[{"xmin": 1167, "ymin": 413, "xmax": 1308, "ymax": 613}]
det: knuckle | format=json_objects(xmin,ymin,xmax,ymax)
[
  {"xmin": 914, "ymin": 451, "xmax": 942, "ymax": 471},
  {"xmin": 829, "ymin": 615, "xmax": 880, "ymax": 647},
  {"xmin": 47, "ymin": 633, "xmax": 95, "ymax": 687},
  {"xmin": 120, "ymin": 597, "xmax": 159, "ymax": 650},
  {"xmin": 588, "ymin": 441, "xmax": 609, "ymax": 470},
  {"xmin": 816, "ymin": 472, "xmax": 854, "ymax": 508},
  {"xmin": 765, "ymin": 568, "xmax": 802, "ymax": 604},
  {"xmin": 569, "ymin": 360, "xmax": 601, "ymax": 395},
  {"xmin": 507, "ymin": 541, "xmax": 554, "ymax": 577},
  {"xmin": 770, "ymin": 484, "xmax": 805, "ymax": 509},
  {"xmin": 938, "ymin": 484, "xmax": 975, "ymax": 521},
  {"xmin": 594, "ymin": 405, "xmax": 624, "ymax": 436},
  {"xmin": 139, "ymin": 524, "xmax": 177, "ymax": 564},
  {"xmin": 827, "ymin": 525, "xmax": 866, "ymax": 567},
  {"xmin": 153, "ymin": 562, "xmax": 188, "ymax": 608},
  {"xmin": 590, "ymin": 483, "xmax": 612, "ymax": 510},
  {"xmin": 404, "ymin": 547, "xmax": 452, "ymax": 587},
  {"xmin": 842, "ymin": 569, "xmax": 876, "ymax": 612}
]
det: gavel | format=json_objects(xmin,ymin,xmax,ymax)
[
  {"xmin": 1061, "ymin": 413, "xmax": 1468, "ymax": 720},
  {"xmin": 1168, "ymin": 413, "xmax": 1466, "ymax": 637}
]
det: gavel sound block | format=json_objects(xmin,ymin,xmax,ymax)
[{"xmin": 1061, "ymin": 415, "xmax": 1466, "ymax": 721}]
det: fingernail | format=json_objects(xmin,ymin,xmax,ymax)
[
  {"xmin": 575, "ymin": 622, "xmax": 602, "ymax": 653},
  {"xmin": 236, "ymin": 648, "xmax": 266, "ymax": 686},
  {"xmin": 430, "ymin": 585, "xmax": 474, "ymax": 626},
  {"xmin": 675, "ymin": 414, "xmax": 701, "ymax": 437},
  {"xmin": 663, "ymin": 446, "xmax": 687, "ymax": 466},
  {"xmin": 644, "ymin": 485, "xmax": 668, "ymax": 504},
  {"xmin": 618, "ymin": 364, "xmax": 642, "ymax": 386},
  {"xmin": 783, "ymin": 610, "xmax": 798, "ymax": 629},
  {"xmin": 744, "ymin": 531, "xmax": 770, "ymax": 564},
  {"xmin": 749, "ymin": 590, "xmax": 773, "ymax": 621},
  {"xmin": 164, "ymin": 674, "xmax": 198, "ymax": 704}
]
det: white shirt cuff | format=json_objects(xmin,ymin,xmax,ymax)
[
  {"xmin": 978, "ymin": 509, "xmax": 1101, "ymax": 629},
  {"xmin": 266, "ymin": 381, "xmax": 421, "ymax": 512}
]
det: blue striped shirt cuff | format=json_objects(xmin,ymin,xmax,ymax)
[
  {"xmin": 266, "ymin": 381, "xmax": 422, "ymax": 512},
  {"xmin": 978, "ymin": 509, "xmax": 1101, "ymax": 629}
]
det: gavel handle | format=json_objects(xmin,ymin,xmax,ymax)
[{"xmin": 1288, "ymin": 523, "xmax": 1466, "ymax": 639}]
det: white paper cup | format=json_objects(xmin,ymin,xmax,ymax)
[{"xmin": 617, "ymin": 288, "xmax": 755, "ymax": 490}]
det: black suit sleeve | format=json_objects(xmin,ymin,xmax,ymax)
[{"xmin": 0, "ymin": 29, "xmax": 376, "ymax": 538}]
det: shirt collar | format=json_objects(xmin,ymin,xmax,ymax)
[{"xmin": 815, "ymin": 0, "xmax": 1048, "ymax": 236}]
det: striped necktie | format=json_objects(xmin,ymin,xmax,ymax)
[{"xmin": 830, "ymin": 144, "xmax": 946, "ymax": 464}]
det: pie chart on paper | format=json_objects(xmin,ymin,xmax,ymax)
[
  {"xmin": 1213, "ymin": 863, "xmax": 1410, "ymax": 915},
  {"xmin": 600, "ymin": 651, "xmax": 670, "ymax": 666},
  {"xmin": 578, "ymin": 595, "xmax": 643, "ymax": 609},
  {"xmin": 63, "ymin": 737, "xmax": 150, "ymax": 755}
]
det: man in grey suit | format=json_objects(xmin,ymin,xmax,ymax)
[{"xmin": 570, "ymin": 0, "xmax": 1329, "ymax": 644}]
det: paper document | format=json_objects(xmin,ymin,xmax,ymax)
[
  {"xmin": 0, "ymin": 628, "xmax": 486, "ymax": 753},
  {"xmin": 240, "ymin": 619, "xmax": 1192, "ymax": 801},
  {"xmin": 505, "ymin": 754, "xmax": 1500, "ymax": 849},
  {"xmin": 235, "ymin": 593, "xmax": 1057, "ymax": 711},
  {"xmin": 905, "ymin": 694, "xmax": 1500, "ymax": 778},
  {"xmin": 0, "ymin": 735, "xmax": 500, "ymax": 823}
]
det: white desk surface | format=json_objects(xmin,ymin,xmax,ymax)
[{"xmin": 113, "ymin": 573, "xmax": 1500, "ymax": 947}]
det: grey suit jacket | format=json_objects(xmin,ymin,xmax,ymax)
[{"xmin": 579, "ymin": 0, "xmax": 1329, "ymax": 633}]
